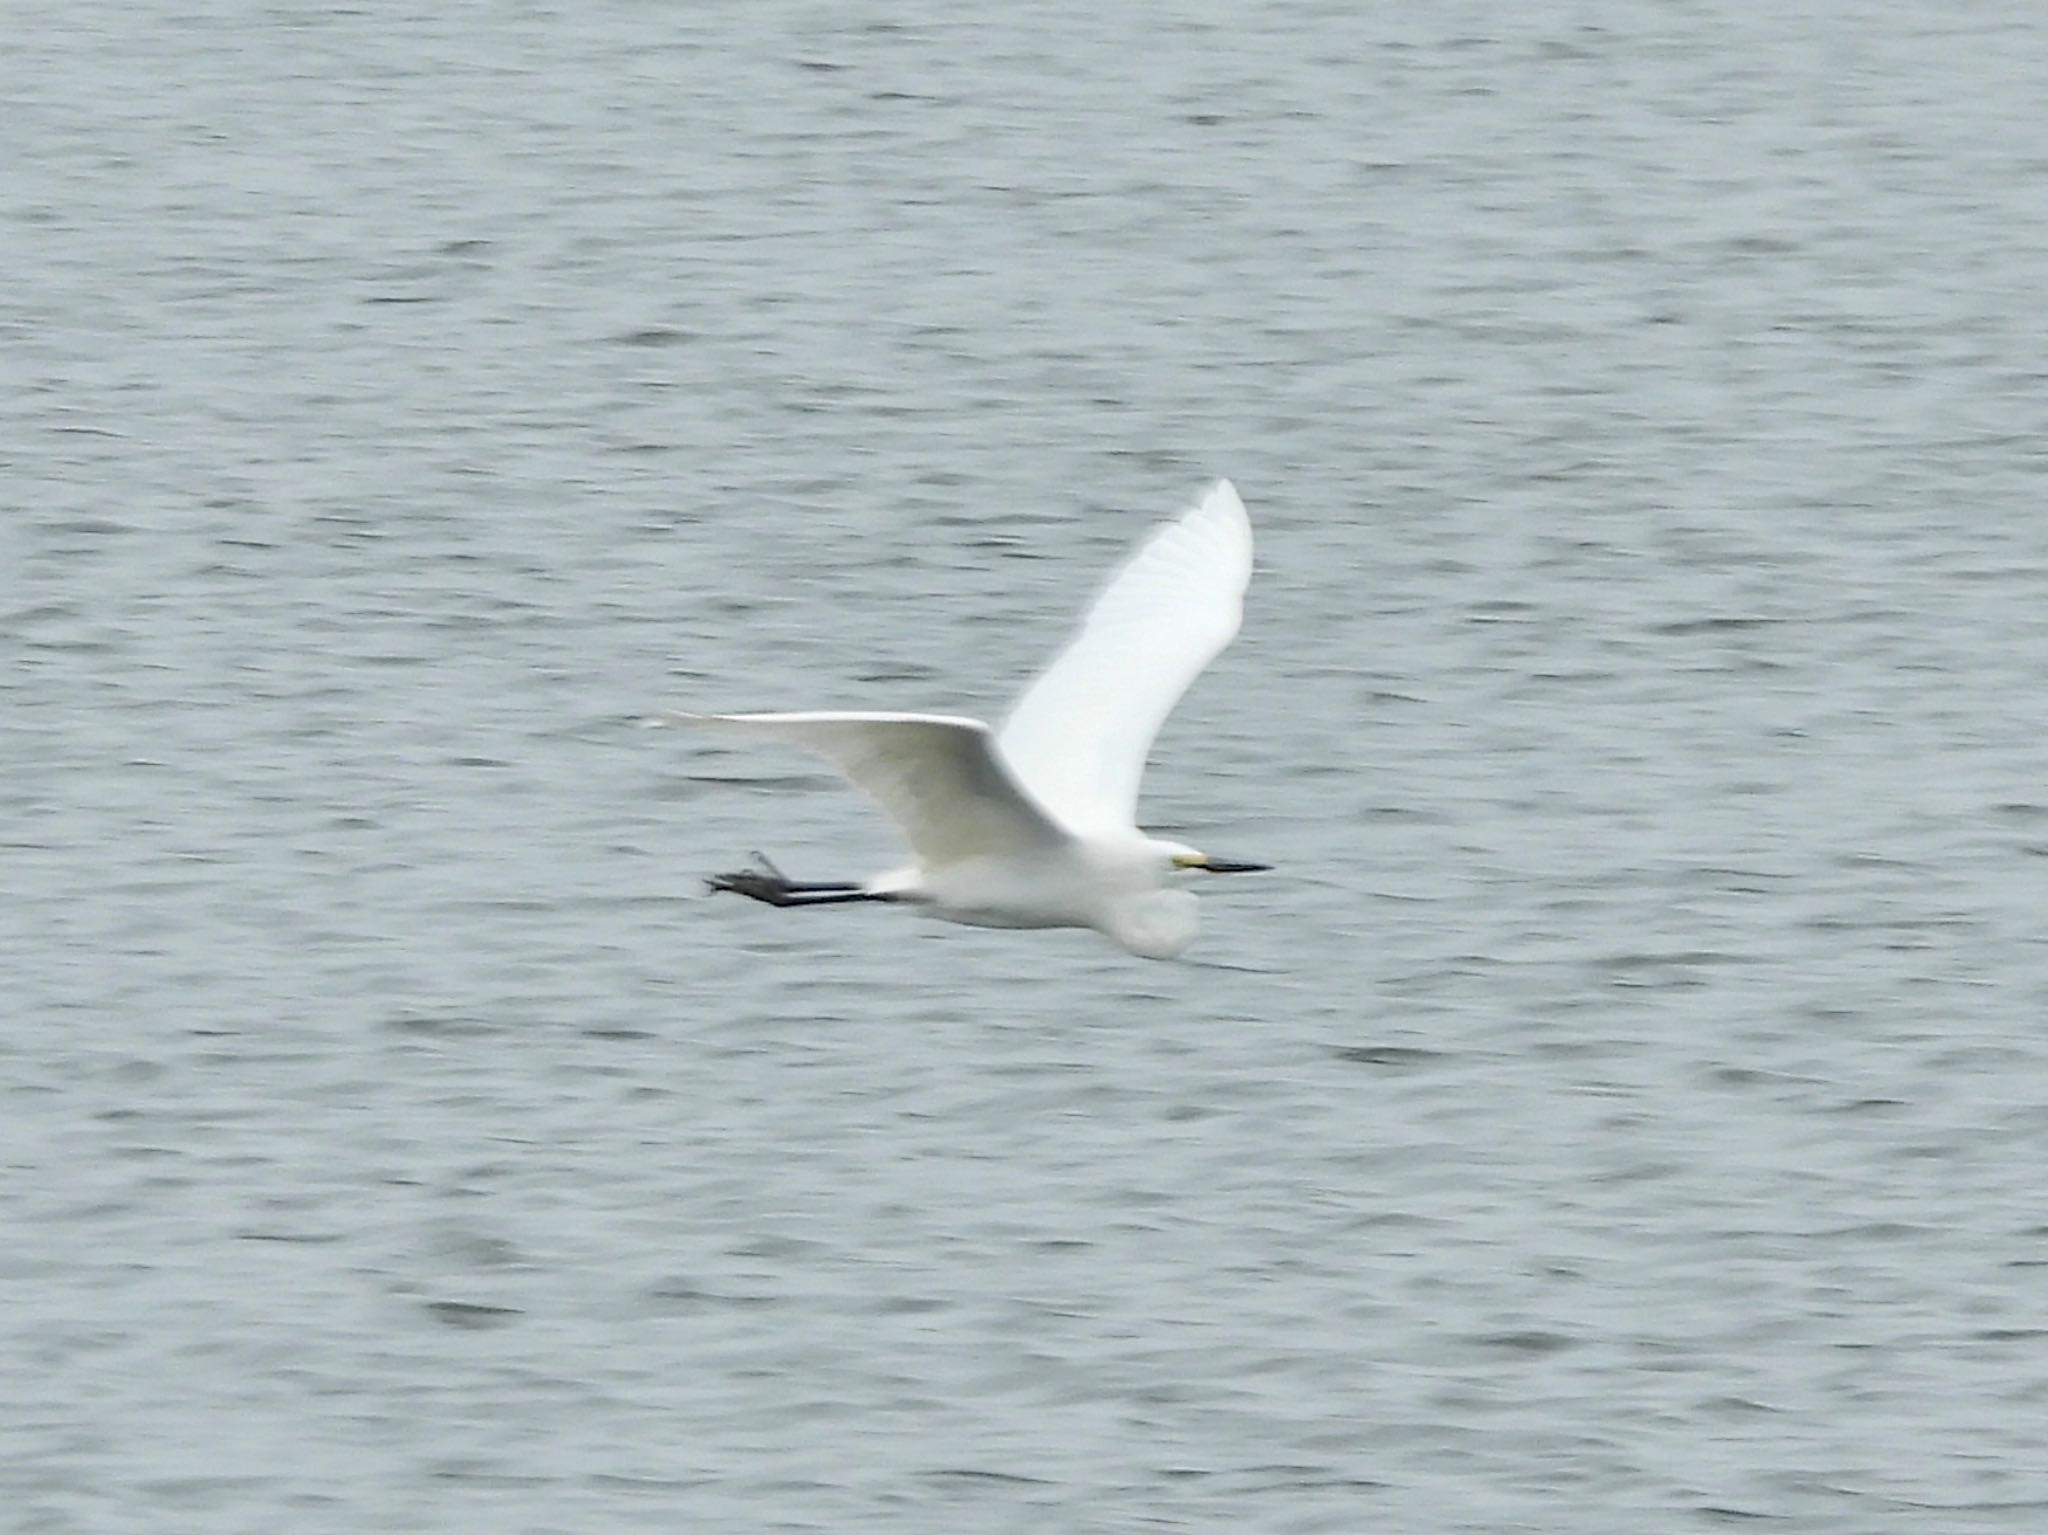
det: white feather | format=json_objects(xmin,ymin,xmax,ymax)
[
  {"xmin": 666, "ymin": 711, "xmax": 1066, "ymax": 868},
  {"xmin": 996, "ymin": 479, "xmax": 1252, "ymax": 834},
  {"xmin": 658, "ymin": 479, "xmax": 1264, "ymax": 959}
]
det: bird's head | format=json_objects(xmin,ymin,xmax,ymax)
[
  {"xmin": 1160, "ymin": 840, "xmax": 1272, "ymax": 877},
  {"xmin": 1105, "ymin": 842, "xmax": 1270, "ymax": 959}
]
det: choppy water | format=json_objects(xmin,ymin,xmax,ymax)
[{"xmin": 8, "ymin": 3, "xmax": 2048, "ymax": 1531}]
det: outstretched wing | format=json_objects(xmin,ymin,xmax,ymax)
[
  {"xmin": 996, "ymin": 479, "xmax": 1253, "ymax": 835},
  {"xmin": 659, "ymin": 711, "xmax": 1069, "ymax": 868}
]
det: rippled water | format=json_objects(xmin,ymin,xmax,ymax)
[{"xmin": 8, "ymin": 3, "xmax": 2048, "ymax": 1531}]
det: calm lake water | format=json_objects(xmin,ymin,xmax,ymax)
[{"xmin": 7, "ymin": 3, "xmax": 2048, "ymax": 1531}]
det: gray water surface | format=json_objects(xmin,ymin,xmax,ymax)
[{"xmin": 7, "ymin": 3, "xmax": 2048, "ymax": 1531}]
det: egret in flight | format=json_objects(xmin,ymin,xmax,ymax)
[{"xmin": 653, "ymin": 479, "xmax": 1269, "ymax": 959}]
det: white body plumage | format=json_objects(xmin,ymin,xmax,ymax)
[
  {"xmin": 880, "ymin": 836, "xmax": 1204, "ymax": 960},
  {"xmin": 657, "ymin": 479, "xmax": 1267, "ymax": 959}
]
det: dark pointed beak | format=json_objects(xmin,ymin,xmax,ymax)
[{"xmin": 1199, "ymin": 857, "xmax": 1271, "ymax": 874}]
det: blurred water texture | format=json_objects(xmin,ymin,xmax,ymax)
[{"xmin": 5, "ymin": 3, "xmax": 2048, "ymax": 1531}]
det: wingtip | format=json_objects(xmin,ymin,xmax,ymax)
[{"xmin": 1194, "ymin": 478, "xmax": 1252, "ymax": 557}]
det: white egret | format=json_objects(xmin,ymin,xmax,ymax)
[{"xmin": 653, "ymin": 478, "xmax": 1269, "ymax": 959}]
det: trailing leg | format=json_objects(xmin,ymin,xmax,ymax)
[{"xmin": 706, "ymin": 852, "xmax": 886, "ymax": 908}]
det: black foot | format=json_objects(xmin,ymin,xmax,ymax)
[
  {"xmin": 706, "ymin": 869, "xmax": 799, "ymax": 906},
  {"xmin": 706, "ymin": 852, "xmax": 867, "ymax": 907}
]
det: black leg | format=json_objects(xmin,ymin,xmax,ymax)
[
  {"xmin": 748, "ymin": 851, "xmax": 859, "ymax": 891},
  {"xmin": 706, "ymin": 852, "xmax": 889, "ymax": 908}
]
